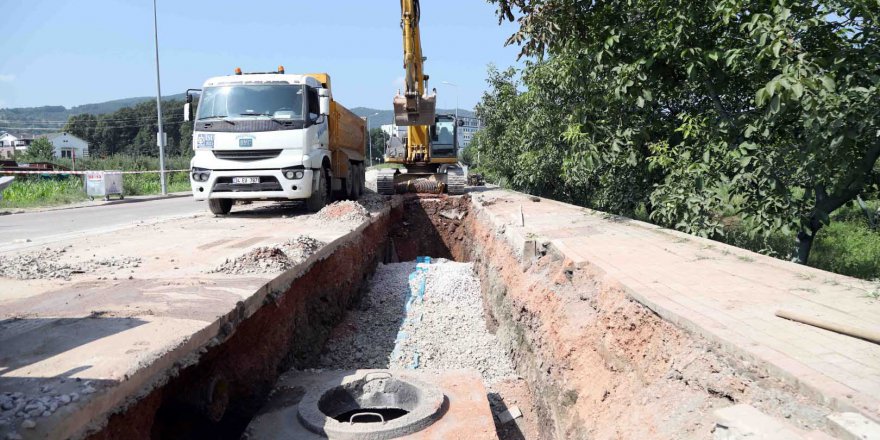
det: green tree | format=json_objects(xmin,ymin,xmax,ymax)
[
  {"xmin": 369, "ymin": 127, "xmax": 388, "ymax": 163},
  {"xmin": 22, "ymin": 137, "xmax": 55, "ymax": 162},
  {"xmin": 482, "ymin": 0, "xmax": 880, "ymax": 264}
]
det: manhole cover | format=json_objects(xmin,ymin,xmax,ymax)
[{"xmin": 297, "ymin": 371, "xmax": 446, "ymax": 439}]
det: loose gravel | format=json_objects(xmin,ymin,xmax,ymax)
[
  {"xmin": 356, "ymin": 191, "xmax": 389, "ymax": 214},
  {"xmin": 320, "ymin": 259, "xmax": 517, "ymax": 385},
  {"xmin": 0, "ymin": 379, "xmax": 97, "ymax": 437},
  {"xmin": 0, "ymin": 246, "xmax": 141, "ymax": 280},
  {"xmin": 211, "ymin": 235, "xmax": 325, "ymax": 275},
  {"xmin": 314, "ymin": 201, "xmax": 370, "ymax": 227}
]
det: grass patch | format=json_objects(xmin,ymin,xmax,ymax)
[
  {"xmin": 0, "ymin": 177, "xmax": 88, "ymax": 209},
  {"xmin": 1, "ymin": 155, "xmax": 193, "ymax": 209},
  {"xmin": 809, "ymin": 219, "xmax": 880, "ymax": 280},
  {"xmin": 367, "ymin": 163, "xmax": 404, "ymax": 170}
]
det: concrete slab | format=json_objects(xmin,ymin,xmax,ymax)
[
  {"xmin": 0, "ymin": 200, "xmax": 394, "ymax": 439},
  {"xmin": 827, "ymin": 412, "xmax": 880, "ymax": 440},
  {"xmin": 244, "ymin": 369, "xmax": 497, "ymax": 439},
  {"xmin": 713, "ymin": 404, "xmax": 832, "ymax": 439},
  {"xmin": 470, "ymin": 188, "xmax": 880, "ymax": 425}
]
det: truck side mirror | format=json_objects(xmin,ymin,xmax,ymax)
[
  {"xmin": 318, "ymin": 89, "xmax": 331, "ymax": 116},
  {"xmin": 457, "ymin": 118, "xmax": 465, "ymax": 127},
  {"xmin": 184, "ymin": 89, "xmax": 200, "ymax": 122}
]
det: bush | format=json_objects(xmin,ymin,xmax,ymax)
[{"xmin": 809, "ymin": 220, "xmax": 880, "ymax": 280}]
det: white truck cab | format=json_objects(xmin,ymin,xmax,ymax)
[{"xmin": 186, "ymin": 68, "xmax": 365, "ymax": 215}]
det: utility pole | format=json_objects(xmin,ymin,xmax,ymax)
[
  {"xmin": 367, "ymin": 112, "xmax": 379, "ymax": 166},
  {"xmin": 153, "ymin": 0, "xmax": 167, "ymax": 195}
]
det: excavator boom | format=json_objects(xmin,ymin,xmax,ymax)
[{"xmin": 393, "ymin": 0, "xmax": 436, "ymax": 127}]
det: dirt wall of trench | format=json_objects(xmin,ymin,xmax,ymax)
[
  {"xmin": 87, "ymin": 210, "xmax": 398, "ymax": 440},
  {"xmin": 411, "ymin": 195, "xmax": 834, "ymax": 439},
  {"xmin": 86, "ymin": 194, "xmax": 836, "ymax": 440}
]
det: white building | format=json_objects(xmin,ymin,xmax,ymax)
[
  {"xmin": 381, "ymin": 116, "xmax": 482, "ymax": 150},
  {"xmin": 0, "ymin": 132, "xmax": 36, "ymax": 159},
  {"xmin": 40, "ymin": 132, "xmax": 89, "ymax": 159},
  {"xmin": 457, "ymin": 116, "xmax": 482, "ymax": 149},
  {"xmin": 0, "ymin": 132, "xmax": 15, "ymax": 159},
  {"xmin": 380, "ymin": 123, "xmax": 406, "ymax": 139}
]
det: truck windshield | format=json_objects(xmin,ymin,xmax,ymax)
[{"xmin": 197, "ymin": 84, "xmax": 304, "ymax": 120}]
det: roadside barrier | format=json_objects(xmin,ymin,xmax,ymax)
[{"xmin": 0, "ymin": 169, "xmax": 188, "ymax": 175}]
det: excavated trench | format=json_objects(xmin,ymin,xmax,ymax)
[{"xmin": 88, "ymin": 194, "xmax": 835, "ymax": 440}]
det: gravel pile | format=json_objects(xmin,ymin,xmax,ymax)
[
  {"xmin": 211, "ymin": 235, "xmax": 325, "ymax": 275},
  {"xmin": 0, "ymin": 246, "xmax": 141, "ymax": 280},
  {"xmin": 314, "ymin": 201, "xmax": 370, "ymax": 227},
  {"xmin": 320, "ymin": 259, "xmax": 518, "ymax": 385},
  {"xmin": 280, "ymin": 235, "xmax": 324, "ymax": 262},
  {"xmin": 0, "ymin": 380, "xmax": 97, "ymax": 437},
  {"xmin": 357, "ymin": 192, "xmax": 389, "ymax": 214}
]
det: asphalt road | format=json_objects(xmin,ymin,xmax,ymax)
[{"xmin": 0, "ymin": 195, "xmax": 204, "ymax": 252}]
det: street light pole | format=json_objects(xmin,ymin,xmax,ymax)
[
  {"xmin": 367, "ymin": 117, "xmax": 372, "ymax": 167},
  {"xmin": 367, "ymin": 112, "xmax": 379, "ymax": 166},
  {"xmin": 153, "ymin": 0, "xmax": 167, "ymax": 195},
  {"xmin": 440, "ymin": 81, "xmax": 459, "ymax": 123}
]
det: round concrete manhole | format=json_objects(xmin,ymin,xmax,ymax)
[{"xmin": 297, "ymin": 371, "xmax": 446, "ymax": 439}]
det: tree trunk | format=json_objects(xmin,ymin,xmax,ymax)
[{"xmin": 795, "ymin": 229, "xmax": 816, "ymax": 265}]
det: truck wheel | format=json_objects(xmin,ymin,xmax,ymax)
[
  {"xmin": 353, "ymin": 163, "xmax": 364, "ymax": 199},
  {"xmin": 345, "ymin": 164, "xmax": 356, "ymax": 200},
  {"xmin": 209, "ymin": 199, "xmax": 233, "ymax": 215},
  {"xmin": 306, "ymin": 167, "xmax": 330, "ymax": 212},
  {"xmin": 358, "ymin": 163, "xmax": 366, "ymax": 196}
]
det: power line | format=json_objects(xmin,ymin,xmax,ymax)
[
  {"xmin": 0, "ymin": 120, "xmax": 189, "ymax": 130},
  {"xmin": 0, "ymin": 116, "xmax": 186, "ymax": 124}
]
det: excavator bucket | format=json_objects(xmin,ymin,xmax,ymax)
[{"xmin": 393, "ymin": 93, "xmax": 436, "ymax": 126}]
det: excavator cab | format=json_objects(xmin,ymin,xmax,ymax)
[{"xmin": 430, "ymin": 115, "xmax": 457, "ymax": 158}]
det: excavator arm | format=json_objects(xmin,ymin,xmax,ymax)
[{"xmin": 394, "ymin": 0, "xmax": 436, "ymax": 130}]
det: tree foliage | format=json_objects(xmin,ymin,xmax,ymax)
[
  {"xmin": 369, "ymin": 128, "xmax": 389, "ymax": 163},
  {"xmin": 22, "ymin": 137, "xmax": 54, "ymax": 162},
  {"xmin": 476, "ymin": 0, "xmax": 880, "ymax": 263},
  {"xmin": 63, "ymin": 99, "xmax": 193, "ymax": 158}
]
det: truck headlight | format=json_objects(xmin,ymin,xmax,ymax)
[
  {"xmin": 192, "ymin": 167, "xmax": 211, "ymax": 182},
  {"xmin": 282, "ymin": 167, "xmax": 305, "ymax": 180}
]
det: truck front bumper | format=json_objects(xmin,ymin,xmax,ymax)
[{"xmin": 191, "ymin": 168, "xmax": 315, "ymax": 201}]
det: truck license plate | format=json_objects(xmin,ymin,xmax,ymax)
[{"xmin": 232, "ymin": 177, "xmax": 259, "ymax": 184}]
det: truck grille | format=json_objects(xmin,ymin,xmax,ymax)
[
  {"xmin": 213, "ymin": 149, "xmax": 283, "ymax": 161},
  {"xmin": 212, "ymin": 176, "xmax": 283, "ymax": 192}
]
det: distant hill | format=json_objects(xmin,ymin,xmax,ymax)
[
  {"xmin": 0, "ymin": 94, "xmax": 187, "ymax": 135},
  {"xmin": 0, "ymin": 94, "xmax": 473, "ymax": 136}
]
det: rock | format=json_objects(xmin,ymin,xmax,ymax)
[
  {"xmin": 21, "ymin": 419, "xmax": 35, "ymax": 429},
  {"xmin": 497, "ymin": 405, "xmax": 523, "ymax": 424}
]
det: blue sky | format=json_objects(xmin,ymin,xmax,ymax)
[{"xmin": 0, "ymin": 1, "xmax": 522, "ymax": 111}]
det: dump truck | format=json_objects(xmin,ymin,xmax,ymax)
[{"xmin": 184, "ymin": 69, "xmax": 366, "ymax": 215}]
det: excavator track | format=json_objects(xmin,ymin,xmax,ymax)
[
  {"xmin": 446, "ymin": 167, "xmax": 466, "ymax": 195},
  {"xmin": 377, "ymin": 169, "xmax": 397, "ymax": 195}
]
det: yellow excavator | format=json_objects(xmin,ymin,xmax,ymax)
[{"xmin": 377, "ymin": 0, "xmax": 466, "ymax": 195}]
